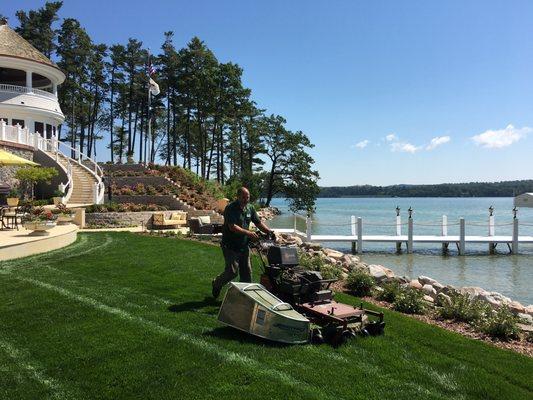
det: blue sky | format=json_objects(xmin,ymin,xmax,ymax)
[{"xmin": 4, "ymin": 0, "xmax": 533, "ymax": 186}]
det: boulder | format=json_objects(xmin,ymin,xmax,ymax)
[
  {"xmin": 341, "ymin": 272, "xmax": 349, "ymax": 280},
  {"xmin": 306, "ymin": 242, "xmax": 322, "ymax": 251},
  {"xmin": 423, "ymin": 295, "xmax": 435, "ymax": 304},
  {"xmin": 526, "ymin": 305, "xmax": 533, "ymax": 317},
  {"xmin": 409, "ymin": 279, "xmax": 423, "ymax": 290},
  {"xmin": 459, "ymin": 287, "xmax": 486, "ymax": 299},
  {"xmin": 478, "ymin": 293, "xmax": 501, "ymax": 310},
  {"xmin": 378, "ymin": 267, "xmax": 395, "ymax": 279},
  {"xmin": 418, "ymin": 276, "xmax": 437, "ymax": 286},
  {"xmin": 432, "ymin": 281, "xmax": 445, "ymax": 292},
  {"xmin": 517, "ymin": 313, "xmax": 533, "ymax": 325},
  {"xmin": 324, "ymin": 249, "xmax": 344, "ymax": 259},
  {"xmin": 508, "ymin": 301, "xmax": 526, "ymax": 314},
  {"xmin": 422, "ymin": 284, "xmax": 438, "ymax": 299},
  {"xmin": 368, "ymin": 265, "xmax": 387, "ymax": 282}
]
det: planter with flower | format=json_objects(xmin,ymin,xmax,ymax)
[
  {"xmin": 53, "ymin": 203, "xmax": 74, "ymax": 225},
  {"xmin": 7, "ymin": 187, "xmax": 20, "ymax": 207},
  {"xmin": 23, "ymin": 207, "xmax": 57, "ymax": 235}
]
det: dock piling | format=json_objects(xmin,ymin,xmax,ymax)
[
  {"xmin": 407, "ymin": 218, "xmax": 413, "ymax": 254},
  {"xmin": 357, "ymin": 217, "xmax": 363, "ymax": 254},
  {"xmin": 512, "ymin": 218, "xmax": 519, "ymax": 254},
  {"xmin": 459, "ymin": 218, "xmax": 466, "ymax": 255}
]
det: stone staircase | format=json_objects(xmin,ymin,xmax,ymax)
[{"xmin": 45, "ymin": 152, "xmax": 99, "ymax": 205}]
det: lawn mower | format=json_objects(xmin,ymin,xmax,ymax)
[{"xmin": 218, "ymin": 233, "xmax": 385, "ymax": 345}]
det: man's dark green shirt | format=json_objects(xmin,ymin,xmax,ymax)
[{"xmin": 222, "ymin": 200, "xmax": 261, "ymax": 252}]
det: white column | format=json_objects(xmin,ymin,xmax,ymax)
[
  {"xmin": 488, "ymin": 215, "xmax": 495, "ymax": 236},
  {"xmin": 459, "ymin": 218, "xmax": 466, "ymax": 255},
  {"xmin": 52, "ymin": 82, "xmax": 58, "ymax": 97},
  {"xmin": 0, "ymin": 119, "xmax": 5, "ymax": 141},
  {"xmin": 512, "ymin": 219, "xmax": 519, "ymax": 254},
  {"xmin": 357, "ymin": 217, "xmax": 363, "ymax": 254},
  {"xmin": 16, "ymin": 124, "xmax": 22, "ymax": 143},
  {"xmin": 26, "ymin": 71, "xmax": 33, "ymax": 92}
]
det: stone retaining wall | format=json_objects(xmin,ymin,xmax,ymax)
[
  {"xmin": 101, "ymin": 163, "xmax": 146, "ymax": 173},
  {"xmin": 108, "ymin": 176, "xmax": 172, "ymax": 187},
  {"xmin": 86, "ymin": 209, "xmax": 223, "ymax": 228},
  {"xmin": 86, "ymin": 211, "xmax": 163, "ymax": 229},
  {"xmin": 111, "ymin": 194, "xmax": 188, "ymax": 210},
  {"xmin": 0, "ymin": 143, "xmax": 34, "ymax": 188}
]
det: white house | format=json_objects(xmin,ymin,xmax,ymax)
[
  {"xmin": 0, "ymin": 20, "xmax": 65, "ymax": 137},
  {"xmin": 0, "ymin": 20, "xmax": 104, "ymax": 205}
]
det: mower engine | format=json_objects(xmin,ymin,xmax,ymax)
[{"xmin": 257, "ymin": 243, "xmax": 385, "ymax": 345}]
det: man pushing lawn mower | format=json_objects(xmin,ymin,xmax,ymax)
[{"xmin": 211, "ymin": 187, "xmax": 274, "ymax": 299}]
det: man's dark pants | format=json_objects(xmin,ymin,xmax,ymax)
[{"xmin": 213, "ymin": 245, "xmax": 252, "ymax": 290}]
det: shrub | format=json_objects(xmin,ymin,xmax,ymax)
[
  {"xmin": 393, "ymin": 287, "xmax": 425, "ymax": 314},
  {"xmin": 319, "ymin": 264, "xmax": 342, "ymax": 280},
  {"xmin": 474, "ymin": 306, "xmax": 520, "ymax": 340},
  {"xmin": 438, "ymin": 293, "xmax": 489, "ymax": 323},
  {"xmin": 15, "ymin": 166, "xmax": 58, "ymax": 199},
  {"xmin": 375, "ymin": 281, "xmax": 401, "ymax": 303},
  {"xmin": 298, "ymin": 252, "xmax": 325, "ymax": 271},
  {"xmin": 346, "ymin": 270, "xmax": 375, "ymax": 297}
]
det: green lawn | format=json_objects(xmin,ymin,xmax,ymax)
[{"xmin": 0, "ymin": 232, "xmax": 531, "ymax": 400}]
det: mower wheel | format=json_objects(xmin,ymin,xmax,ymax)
[{"xmin": 311, "ymin": 328, "xmax": 325, "ymax": 345}]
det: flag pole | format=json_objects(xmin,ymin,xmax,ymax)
[{"xmin": 147, "ymin": 49, "xmax": 152, "ymax": 165}]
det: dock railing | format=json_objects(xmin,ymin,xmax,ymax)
[{"xmin": 274, "ymin": 207, "xmax": 533, "ymax": 256}]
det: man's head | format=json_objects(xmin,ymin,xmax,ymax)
[{"xmin": 237, "ymin": 187, "xmax": 250, "ymax": 208}]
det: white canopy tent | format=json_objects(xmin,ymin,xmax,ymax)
[{"xmin": 514, "ymin": 193, "xmax": 533, "ymax": 208}]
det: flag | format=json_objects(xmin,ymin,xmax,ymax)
[
  {"xmin": 149, "ymin": 77, "xmax": 160, "ymax": 96},
  {"xmin": 146, "ymin": 55, "xmax": 156, "ymax": 76}
]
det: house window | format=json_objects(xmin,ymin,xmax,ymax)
[
  {"xmin": 46, "ymin": 124, "xmax": 52, "ymax": 139},
  {"xmin": 12, "ymin": 119, "xmax": 24, "ymax": 128},
  {"xmin": 34, "ymin": 122, "xmax": 44, "ymax": 134}
]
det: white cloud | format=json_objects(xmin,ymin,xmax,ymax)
[
  {"xmin": 472, "ymin": 124, "xmax": 532, "ymax": 149},
  {"xmin": 391, "ymin": 142, "xmax": 421, "ymax": 154},
  {"xmin": 355, "ymin": 140, "xmax": 370, "ymax": 149},
  {"xmin": 426, "ymin": 135, "xmax": 451, "ymax": 150},
  {"xmin": 385, "ymin": 133, "xmax": 397, "ymax": 142}
]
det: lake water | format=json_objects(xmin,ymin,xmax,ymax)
[{"xmin": 268, "ymin": 197, "xmax": 533, "ymax": 305}]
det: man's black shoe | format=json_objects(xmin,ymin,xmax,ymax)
[{"xmin": 212, "ymin": 279, "xmax": 221, "ymax": 299}]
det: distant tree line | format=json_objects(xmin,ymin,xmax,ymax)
[
  {"xmin": 319, "ymin": 180, "xmax": 533, "ymax": 198},
  {"xmin": 6, "ymin": 2, "xmax": 320, "ymax": 212}
]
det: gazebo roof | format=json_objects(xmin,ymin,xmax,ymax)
[{"xmin": 0, "ymin": 21, "xmax": 60, "ymax": 70}]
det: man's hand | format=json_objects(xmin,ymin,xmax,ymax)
[{"xmin": 248, "ymin": 231, "xmax": 259, "ymax": 240}]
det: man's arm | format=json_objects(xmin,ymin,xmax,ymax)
[
  {"xmin": 228, "ymin": 223, "xmax": 259, "ymax": 239},
  {"xmin": 251, "ymin": 208, "xmax": 273, "ymax": 236}
]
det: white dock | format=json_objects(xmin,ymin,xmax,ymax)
[{"xmin": 273, "ymin": 211, "xmax": 533, "ymax": 255}]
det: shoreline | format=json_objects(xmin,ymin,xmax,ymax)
[{"xmin": 273, "ymin": 231, "xmax": 533, "ymax": 356}]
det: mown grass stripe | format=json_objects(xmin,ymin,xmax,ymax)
[
  {"xmin": 10, "ymin": 274, "xmax": 342, "ymax": 400},
  {"xmin": 0, "ymin": 337, "xmax": 73, "ymax": 400}
]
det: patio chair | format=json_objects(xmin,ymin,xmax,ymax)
[
  {"xmin": 1, "ymin": 205, "xmax": 28, "ymax": 230},
  {"xmin": 188, "ymin": 216, "xmax": 222, "ymax": 235}
]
